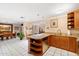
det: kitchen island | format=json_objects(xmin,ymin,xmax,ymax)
[{"xmin": 27, "ymin": 33, "xmax": 50, "ymax": 56}]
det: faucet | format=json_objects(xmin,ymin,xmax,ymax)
[{"xmin": 57, "ymin": 29, "xmax": 62, "ymax": 35}]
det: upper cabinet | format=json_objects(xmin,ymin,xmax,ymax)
[
  {"xmin": 74, "ymin": 10, "xmax": 79, "ymax": 29},
  {"xmin": 67, "ymin": 9, "xmax": 79, "ymax": 29}
]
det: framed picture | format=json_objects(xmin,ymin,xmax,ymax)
[{"xmin": 50, "ymin": 19, "xmax": 58, "ymax": 28}]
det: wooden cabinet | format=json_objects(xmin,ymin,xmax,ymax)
[
  {"xmin": 69, "ymin": 37, "xmax": 77, "ymax": 53},
  {"xmin": 50, "ymin": 36, "xmax": 69, "ymax": 50},
  {"xmin": 48, "ymin": 35, "xmax": 59, "ymax": 48},
  {"xmin": 48, "ymin": 35, "xmax": 77, "ymax": 53},
  {"xmin": 51, "ymin": 35, "xmax": 59, "ymax": 48},
  {"xmin": 48, "ymin": 35, "xmax": 52, "ymax": 46},
  {"xmin": 74, "ymin": 10, "xmax": 79, "ymax": 29},
  {"xmin": 60, "ymin": 36, "xmax": 69, "ymax": 50},
  {"xmin": 67, "ymin": 9, "xmax": 79, "ymax": 29},
  {"xmin": 48, "ymin": 35, "xmax": 69, "ymax": 49}
]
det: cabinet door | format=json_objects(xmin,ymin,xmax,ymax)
[
  {"xmin": 74, "ymin": 10, "xmax": 79, "ymax": 29},
  {"xmin": 48, "ymin": 35, "xmax": 57, "ymax": 46},
  {"xmin": 48, "ymin": 35, "xmax": 52, "ymax": 46},
  {"xmin": 51, "ymin": 35, "xmax": 56, "ymax": 47},
  {"xmin": 54, "ymin": 36, "xmax": 60, "ymax": 48},
  {"xmin": 49, "ymin": 35, "xmax": 55, "ymax": 46},
  {"xmin": 60, "ymin": 36, "xmax": 69, "ymax": 50},
  {"xmin": 69, "ymin": 37, "xmax": 76, "ymax": 53},
  {"xmin": 51, "ymin": 36, "xmax": 59, "ymax": 48}
]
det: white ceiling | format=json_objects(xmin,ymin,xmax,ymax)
[{"xmin": 0, "ymin": 3, "xmax": 79, "ymax": 24}]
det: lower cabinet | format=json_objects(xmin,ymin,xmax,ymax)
[
  {"xmin": 48, "ymin": 35, "xmax": 52, "ymax": 46},
  {"xmin": 48, "ymin": 35, "xmax": 77, "ymax": 53},
  {"xmin": 60, "ymin": 36, "xmax": 69, "ymax": 50},
  {"xmin": 48, "ymin": 35, "xmax": 59, "ymax": 47},
  {"xmin": 51, "ymin": 36, "xmax": 60, "ymax": 48},
  {"xmin": 69, "ymin": 37, "xmax": 77, "ymax": 53}
]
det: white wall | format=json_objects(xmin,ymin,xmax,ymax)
[
  {"xmin": 23, "ymin": 20, "xmax": 46, "ymax": 38},
  {"xmin": 45, "ymin": 14, "xmax": 68, "ymax": 34},
  {"xmin": 23, "ymin": 14, "xmax": 69, "ymax": 39}
]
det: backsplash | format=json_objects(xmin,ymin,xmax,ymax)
[{"xmin": 70, "ymin": 29, "xmax": 79, "ymax": 36}]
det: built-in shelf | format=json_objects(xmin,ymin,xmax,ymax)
[
  {"xmin": 67, "ymin": 12, "xmax": 74, "ymax": 29},
  {"xmin": 30, "ymin": 49, "xmax": 42, "ymax": 56},
  {"xmin": 67, "ymin": 9, "xmax": 79, "ymax": 29},
  {"xmin": 31, "ymin": 42, "xmax": 42, "ymax": 46},
  {"xmin": 30, "ymin": 46, "xmax": 42, "ymax": 52},
  {"xmin": 29, "ymin": 39, "xmax": 43, "ymax": 56},
  {"xmin": 28, "ymin": 35, "xmax": 49, "ymax": 56}
]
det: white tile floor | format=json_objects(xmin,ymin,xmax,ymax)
[
  {"xmin": 44, "ymin": 47, "xmax": 77, "ymax": 56},
  {"xmin": 0, "ymin": 37, "xmax": 32, "ymax": 56},
  {"xmin": 0, "ymin": 37, "xmax": 78, "ymax": 56}
]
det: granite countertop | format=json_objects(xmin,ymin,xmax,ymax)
[
  {"xmin": 44, "ymin": 32, "xmax": 78, "ymax": 38},
  {"xmin": 27, "ymin": 33, "xmax": 50, "ymax": 40},
  {"xmin": 45, "ymin": 32, "xmax": 79, "ymax": 41},
  {"xmin": 27, "ymin": 32, "xmax": 79, "ymax": 41}
]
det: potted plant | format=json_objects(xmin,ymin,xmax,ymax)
[{"xmin": 17, "ymin": 32, "xmax": 24, "ymax": 40}]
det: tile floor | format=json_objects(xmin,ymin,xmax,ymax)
[
  {"xmin": 0, "ymin": 37, "xmax": 32, "ymax": 56},
  {"xmin": 43, "ymin": 47, "xmax": 77, "ymax": 56},
  {"xmin": 0, "ymin": 37, "xmax": 78, "ymax": 56}
]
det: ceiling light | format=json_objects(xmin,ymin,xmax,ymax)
[{"xmin": 20, "ymin": 16, "xmax": 24, "ymax": 18}]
